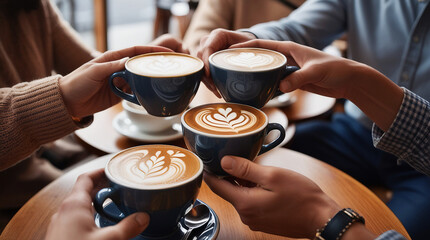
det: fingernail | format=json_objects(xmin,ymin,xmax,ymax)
[
  {"xmin": 221, "ymin": 156, "xmax": 234, "ymax": 171},
  {"xmin": 120, "ymin": 57, "xmax": 129, "ymax": 64},
  {"xmin": 135, "ymin": 213, "xmax": 149, "ymax": 226}
]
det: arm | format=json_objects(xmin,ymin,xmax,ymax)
[
  {"xmin": 233, "ymin": 39, "xmax": 430, "ymax": 174},
  {"xmin": 183, "ymin": 0, "xmax": 235, "ymax": 54},
  {"xmin": 204, "ymin": 156, "xmax": 380, "ymax": 239},
  {"xmin": 248, "ymin": 0, "xmax": 347, "ymax": 50},
  {"xmin": 372, "ymin": 89, "xmax": 430, "ymax": 176},
  {"xmin": 45, "ymin": 169, "xmax": 149, "ymax": 240},
  {"xmin": 0, "ymin": 45, "xmax": 172, "ymax": 171},
  {"xmin": 232, "ymin": 40, "xmax": 403, "ymax": 131}
]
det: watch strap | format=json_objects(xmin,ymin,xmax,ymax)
[{"xmin": 315, "ymin": 208, "xmax": 365, "ymax": 240}]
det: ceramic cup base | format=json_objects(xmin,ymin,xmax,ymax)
[{"xmin": 95, "ymin": 199, "xmax": 219, "ymax": 240}]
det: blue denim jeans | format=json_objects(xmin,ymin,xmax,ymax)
[{"xmin": 289, "ymin": 113, "xmax": 430, "ymax": 240}]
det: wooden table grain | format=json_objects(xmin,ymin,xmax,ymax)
[{"xmin": 1, "ymin": 148, "xmax": 410, "ymax": 240}]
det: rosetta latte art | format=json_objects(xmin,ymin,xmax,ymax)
[
  {"xmin": 223, "ymin": 52, "xmax": 274, "ymax": 70},
  {"xmin": 119, "ymin": 149, "xmax": 187, "ymax": 185},
  {"xmin": 195, "ymin": 107, "xmax": 258, "ymax": 134}
]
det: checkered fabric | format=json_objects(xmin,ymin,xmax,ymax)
[
  {"xmin": 372, "ymin": 87, "xmax": 430, "ymax": 176},
  {"xmin": 375, "ymin": 230, "xmax": 408, "ymax": 240}
]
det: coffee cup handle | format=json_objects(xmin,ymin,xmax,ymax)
[
  {"xmin": 273, "ymin": 65, "xmax": 300, "ymax": 98},
  {"xmin": 93, "ymin": 187, "xmax": 125, "ymax": 223},
  {"xmin": 109, "ymin": 71, "xmax": 140, "ymax": 105},
  {"xmin": 259, "ymin": 123, "xmax": 286, "ymax": 155}
]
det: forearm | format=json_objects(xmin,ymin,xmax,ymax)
[
  {"xmin": 346, "ymin": 64, "xmax": 403, "ymax": 132},
  {"xmin": 0, "ymin": 76, "xmax": 80, "ymax": 170},
  {"xmin": 372, "ymin": 89, "xmax": 430, "ymax": 175},
  {"xmin": 183, "ymin": 0, "xmax": 234, "ymax": 54},
  {"xmin": 247, "ymin": 0, "xmax": 346, "ymax": 49}
]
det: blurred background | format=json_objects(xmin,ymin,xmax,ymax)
[{"xmin": 53, "ymin": 0, "xmax": 186, "ymax": 50}]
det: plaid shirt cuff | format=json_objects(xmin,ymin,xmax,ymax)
[
  {"xmin": 372, "ymin": 88, "xmax": 430, "ymax": 176},
  {"xmin": 375, "ymin": 230, "xmax": 408, "ymax": 240}
]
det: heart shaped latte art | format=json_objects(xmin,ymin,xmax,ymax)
[
  {"xmin": 194, "ymin": 107, "xmax": 258, "ymax": 134},
  {"xmin": 140, "ymin": 56, "xmax": 181, "ymax": 75},
  {"xmin": 223, "ymin": 52, "xmax": 274, "ymax": 69}
]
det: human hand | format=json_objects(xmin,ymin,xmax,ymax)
[
  {"xmin": 45, "ymin": 169, "xmax": 150, "ymax": 240},
  {"xmin": 150, "ymin": 34, "xmax": 189, "ymax": 54},
  {"xmin": 204, "ymin": 156, "xmax": 341, "ymax": 239},
  {"xmin": 59, "ymin": 45, "xmax": 172, "ymax": 118},
  {"xmin": 230, "ymin": 40, "xmax": 369, "ymax": 99},
  {"xmin": 196, "ymin": 29, "xmax": 256, "ymax": 97}
]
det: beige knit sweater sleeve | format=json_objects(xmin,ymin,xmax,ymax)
[
  {"xmin": 0, "ymin": 76, "xmax": 83, "ymax": 170},
  {"xmin": 183, "ymin": 0, "xmax": 236, "ymax": 54},
  {"xmin": 183, "ymin": 0, "xmax": 303, "ymax": 54}
]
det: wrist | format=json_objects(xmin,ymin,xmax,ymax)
[
  {"xmin": 314, "ymin": 208, "xmax": 368, "ymax": 240},
  {"xmin": 346, "ymin": 63, "xmax": 403, "ymax": 131},
  {"xmin": 308, "ymin": 195, "xmax": 341, "ymax": 239}
]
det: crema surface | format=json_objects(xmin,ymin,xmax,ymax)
[
  {"xmin": 210, "ymin": 48, "xmax": 285, "ymax": 72},
  {"xmin": 107, "ymin": 145, "xmax": 201, "ymax": 188},
  {"xmin": 127, "ymin": 53, "xmax": 203, "ymax": 77},
  {"xmin": 184, "ymin": 103, "xmax": 267, "ymax": 135}
]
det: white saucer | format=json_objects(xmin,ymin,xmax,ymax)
[
  {"xmin": 113, "ymin": 112, "xmax": 183, "ymax": 142},
  {"xmin": 265, "ymin": 92, "xmax": 297, "ymax": 108}
]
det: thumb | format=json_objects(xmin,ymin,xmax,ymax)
[
  {"xmin": 100, "ymin": 212, "xmax": 149, "ymax": 239},
  {"xmin": 279, "ymin": 70, "xmax": 310, "ymax": 92},
  {"xmin": 221, "ymin": 156, "xmax": 267, "ymax": 183}
]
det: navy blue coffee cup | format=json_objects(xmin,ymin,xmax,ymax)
[
  {"xmin": 181, "ymin": 103, "xmax": 286, "ymax": 176},
  {"xmin": 109, "ymin": 52, "xmax": 203, "ymax": 117},
  {"xmin": 93, "ymin": 145, "xmax": 203, "ymax": 238},
  {"xmin": 209, "ymin": 48, "xmax": 299, "ymax": 109}
]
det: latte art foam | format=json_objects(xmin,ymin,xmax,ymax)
[
  {"xmin": 127, "ymin": 53, "xmax": 203, "ymax": 77},
  {"xmin": 223, "ymin": 52, "xmax": 274, "ymax": 70},
  {"xmin": 107, "ymin": 146, "xmax": 201, "ymax": 188},
  {"xmin": 195, "ymin": 107, "xmax": 257, "ymax": 134},
  {"xmin": 210, "ymin": 48, "xmax": 286, "ymax": 72},
  {"xmin": 184, "ymin": 103, "xmax": 267, "ymax": 135}
]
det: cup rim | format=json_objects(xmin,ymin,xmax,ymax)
[
  {"xmin": 125, "ymin": 52, "xmax": 204, "ymax": 78},
  {"xmin": 208, "ymin": 47, "xmax": 287, "ymax": 73},
  {"xmin": 105, "ymin": 145, "xmax": 204, "ymax": 190},
  {"xmin": 181, "ymin": 102, "xmax": 269, "ymax": 138},
  {"xmin": 121, "ymin": 100, "xmax": 180, "ymax": 120}
]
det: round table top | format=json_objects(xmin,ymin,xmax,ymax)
[
  {"xmin": 282, "ymin": 89, "xmax": 336, "ymax": 122},
  {"xmin": 1, "ymin": 148, "xmax": 410, "ymax": 240}
]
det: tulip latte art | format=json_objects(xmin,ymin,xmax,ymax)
[
  {"xmin": 210, "ymin": 48, "xmax": 286, "ymax": 71},
  {"xmin": 127, "ymin": 53, "xmax": 203, "ymax": 77},
  {"xmin": 107, "ymin": 145, "xmax": 201, "ymax": 188},
  {"xmin": 183, "ymin": 103, "xmax": 267, "ymax": 135}
]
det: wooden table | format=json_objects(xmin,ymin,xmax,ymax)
[
  {"xmin": 1, "ymin": 148, "xmax": 410, "ymax": 240},
  {"xmin": 282, "ymin": 89, "xmax": 336, "ymax": 122}
]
